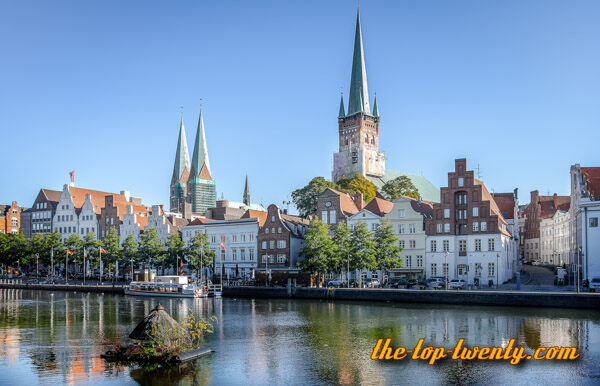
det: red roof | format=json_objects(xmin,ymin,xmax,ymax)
[
  {"xmin": 327, "ymin": 188, "xmax": 361, "ymax": 215},
  {"xmin": 241, "ymin": 209, "xmax": 268, "ymax": 226},
  {"xmin": 41, "ymin": 189, "xmax": 62, "ymax": 202},
  {"xmin": 363, "ymin": 197, "xmax": 394, "ymax": 217},
  {"xmin": 491, "ymin": 193, "xmax": 515, "ymax": 220},
  {"xmin": 582, "ymin": 167, "xmax": 600, "ymax": 199},
  {"xmin": 538, "ymin": 194, "xmax": 570, "ymax": 219},
  {"xmin": 188, "ymin": 217, "xmax": 216, "ymax": 226}
]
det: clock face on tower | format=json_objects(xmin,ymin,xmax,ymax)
[{"xmin": 325, "ymin": 202, "xmax": 331, "ymax": 207}]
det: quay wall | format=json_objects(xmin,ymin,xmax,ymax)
[
  {"xmin": 223, "ymin": 286, "xmax": 600, "ymax": 310},
  {"xmin": 0, "ymin": 282, "xmax": 125, "ymax": 294}
]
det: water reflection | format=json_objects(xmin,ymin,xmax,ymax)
[{"xmin": 0, "ymin": 289, "xmax": 598, "ymax": 385}]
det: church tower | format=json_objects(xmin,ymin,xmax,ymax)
[
  {"xmin": 188, "ymin": 107, "xmax": 217, "ymax": 214},
  {"xmin": 170, "ymin": 116, "xmax": 191, "ymax": 212},
  {"xmin": 243, "ymin": 174, "xmax": 250, "ymax": 206},
  {"xmin": 332, "ymin": 9, "xmax": 385, "ymax": 182}
]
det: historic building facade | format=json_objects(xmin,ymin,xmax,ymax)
[
  {"xmin": 425, "ymin": 159, "xmax": 518, "ymax": 286},
  {"xmin": 316, "ymin": 188, "xmax": 362, "ymax": 234},
  {"xmin": 0, "ymin": 201, "xmax": 23, "ymax": 235},
  {"xmin": 29, "ymin": 189, "xmax": 61, "ymax": 237},
  {"xmin": 540, "ymin": 209, "xmax": 570, "ymax": 266}
]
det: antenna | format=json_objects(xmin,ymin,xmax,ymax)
[{"xmin": 476, "ymin": 164, "xmax": 483, "ymax": 180}]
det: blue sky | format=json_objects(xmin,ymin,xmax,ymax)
[{"xmin": 1, "ymin": 0, "xmax": 599, "ymax": 211}]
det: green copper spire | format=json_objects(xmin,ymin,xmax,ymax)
[
  {"xmin": 190, "ymin": 107, "xmax": 211, "ymax": 179},
  {"xmin": 172, "ymin": 116, "xmax": 190, "ymax": 180},
  {"xmin": 372, "ymin": 93, "xmax": 379, "ymax": 117},
  {"xmin": 347, "ymin": 9, "xmax": 371, "ymax": 116},
  {"xmin": 243, "ymin": 174, "xmax": 250, "ymax": 206},
  {"xmin": 338, "ymin": 92, "xmax": 345, "ymax": 117}
]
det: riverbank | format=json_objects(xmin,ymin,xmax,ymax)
[
  {"xmin": 0, "ymin": 281, "xmax": 125, "ymax": 294},
  {"xmin": 223, "ymin": 286, "xmax": 600, "ymax": 310}
]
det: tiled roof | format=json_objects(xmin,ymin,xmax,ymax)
[
  {"xmin": 538, "ymin": 194, "xmax": 570, "ymax": 219},
  {"xmin": 491, "ymin": 193, "xmax": 515, "ymax": 220},
  {"xmin": 41, "ymin": 189, "xmax": 62, "ymax": 202},
  {"xmin": 363, "ymin": 197, "xmax": 394, "ymax": 217},
  {"xmin": 582, "ymin": 167, "xmax": 600, "ymax": 199},
  {"xmin": 281, "ymin": 213, "xmax": 310, "ymax": 225},
  {"xmin": 136, "ymin": 214, "xmax": 149, "ymax": 228},
  {"xmin": 367, "ymin": 170, "xmax": 440, "ymax": 203},
  {"xmin": 241, "ymin": 209, "xmax": 268, "ymax": 227},
  {"xmin": 473, "ymin": 179, "xmax": 512, "ymax": 237},
  {"xmin": 188, "ymin": 217, "xmax": 216, "ymax": 226},
  {"xmin": 407, "ymin": 196, "xmax": 434, "ymax": 218},
  {"xmin": 199, "ymin": 164, "xmax": 212, "ymax": 180},
  {"xmin": 327, "ymin": 188, "xmax": 360, "ymax": 215}
]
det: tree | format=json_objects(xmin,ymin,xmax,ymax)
[
  {"xmin": 381, "ymin": 175, "xmax": 419, "ymax": 200},
  {"xmin": 349, "ymin": 222, "xmax": 376, "ymax": 277},
  {"xmin": 291, "ymin": 177, "xmax": 337, "ymax": 218},
  {"xmin": 186, "ymin": 232, "xmax": 214, "ymax": 282},
  {"xmin": 28, "ymin": 233, "xmax": 46, "ymax": 276},
  {"xmin": 102, "ymin": 228, "xmax": 121, "ymax": 281},
  {"xmin": 82, "ymin": 231, "xmax": 101, "ymax": 278},
  {"xmin": 139, "ymin": 228, "xmax": 164, "ymax": 271},
  {"xmin": 165, "ymin": 233, "xmax": 185, "ymax": 275},
  {"xmin": 299, "ymin": 219, "xmax": 334, "ymax": 286},
  {"xmin": 121, "ymin": 234, "xmax": 139, "ymax": 279},
  {"xmin": 64, "ymin": 233, "xmax": 82, "ymax": 276},
  {"xmin": 332, "ymin": 222, "xmax": 352, "ymax": 282},
  {"xmin": 373, "ymin": 219, "xmax": 403, "ymax": 284},
  {"xmin": 336, "ymin": 174, "xmax": 377, "ymax": 203}
]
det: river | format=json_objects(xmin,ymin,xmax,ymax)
[{"xmin": 0, "ymin": 288, "xmax": 598, "ymax": 385}]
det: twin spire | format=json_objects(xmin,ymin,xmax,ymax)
[
  {"xmin": 172, "ymin": 106, "xmax": 212, "ymax": 183},
  {"xmin": 341, "ymin": 9, "xmax": 378, "ymax": 118}
]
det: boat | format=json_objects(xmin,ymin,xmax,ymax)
[{"xmin": 125, "ymin": 275, "xmax": 204, "ymax": 298}]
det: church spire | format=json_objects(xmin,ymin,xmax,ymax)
[
  {"xmin": 190, "ymin": 107, "xmax": 211, "ymax": 180},
  {"xmin": 347, "ymin": 8, "xmax": 370, "ymax": 116},
  {"xmin": 372, "ymin": 93, "xmax": 379, "ymax": 117},
  {"xmin": 338, "ymin": 92, "xmax": 345, "ymax": 117},
  {"xmin": 172, "ymin": 115, "xmax": 191, "ymax": 180},
  {"xmin": 243, "ymin": 174, "xmax": 250, "ymax": 206}
]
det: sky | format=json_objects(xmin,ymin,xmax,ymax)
[{"xmin": 1, "ymin": 0, "xmax": 599, "ymax": 212}]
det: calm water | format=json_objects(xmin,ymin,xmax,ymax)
[{"xmin": 0, "ymin": 289, "xmax": 599, "ymax": 385}]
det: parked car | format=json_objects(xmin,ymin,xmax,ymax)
[
  {"xmin": 365, "ymin": 278, "xmax": 381, "ymax": 288},
  {"xmin": 407, "ymin": 279, "xmax": 426, "ymax": 289},
  {"xmin": 427, "ymin": 277, "xmax": 446, "ymax": 289},
  {"xmin": 589, "ymin": 277, "xmax": 600, "ymax": 292},
  {"xmin": 388, "ymin": 278, "xmax": 407, "ymax": 288},
  {"xmin": 327, "ymin": 279, "xmax": 346, "ymax": 288},
  {"xmin": 448, "ymin": 279, "xmax": 466, "ymax": 289}
]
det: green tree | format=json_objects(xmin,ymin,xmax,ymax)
[
  {"xmin": 121, "ymin": 234, "xmax": 139, "ymax": 279},
  {"xmin": 43, "ymin": 231, "xmax": 63, "ymax": 276},
  {"xmin": 349, "ymin": 222, "xmax": 376, "ymax": 280},
  {"xmin": 82, "ymin": 231, "xmax": 101, "ymax": 278},
  {"xmin": 165, "ymin": 233, "xmax": 185, "ymax": 275},
  {"xmin": 139, "ymin": 228, "xmax": 164, "ymax": 271},
  {"xmin": 299, "ymin": 219, "xmax": 334, "ymax": 287},
  {"xmin": 28, "ymin": 233, "xmax": 46, "ymax": 275},
  {"xmin": 332, "ymin": 222, "xmax": 352, "ymax": 282},
  {"xmin": 64, "ymin": 233, "xmax": 82, "ymax": 276},
  {"xmin": 291, "ymin": 177, "xmax": 338, "ymax": 218},
  {"xmin": 186, "ymin": 232, "xmax": 214, "ymax": 282},
  {"xmin": 102, "ymin": 228, "xmax": 121, "ymax": 281},
  {"xmin": 373, "ymin": 219, "xmax": 403, "ymax": 284},
  {"xmin": 381, "ymin": 175, "xmax": 419, "ymax": 200},
  {"xmin": 336, "ymin": 174, "xmax": 377, "ymax": 203}
]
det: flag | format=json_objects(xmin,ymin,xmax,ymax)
[
  {"xmin": 69, "ymin": 170, "xmax": 74, "ymax": 183},
  {"xmin": 100, "ymin": 248, "xmax": 107, "ymax": 254},
  {"xmin": 220, "ymin": 241, "xmax": 226, "ymax": 250},
  {"xmin": 66, "ymin": 250, "xmax": 74, "ymax": 255}
]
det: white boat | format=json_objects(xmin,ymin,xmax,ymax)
[{"xmin": 125, "ymin": 275, "xmax": 204, "ymax": 298}]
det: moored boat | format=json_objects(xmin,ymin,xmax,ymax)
[{"xmin": 125, "ymin": 276, "xmax": 203, "ymax": 298}]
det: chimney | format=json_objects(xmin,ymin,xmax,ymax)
[
  {"xmin": 120, "ymin": 190, "xmax": 131, "ymax": 202},
  {"xmin": 283, "ymin": 209, "xmax": 288, "ymax": 215},
  {"xmin": 354, "ymin": 192, "xmax": 364, "ymax": 209},
  {"xmin": 553, "ymin": 193, "xmax": 559, "ymax": 209}
]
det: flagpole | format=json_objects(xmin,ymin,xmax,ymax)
[
  {"xmin": 65, "ymin": 250, "xmax": 68, "ymax": 284},
  {"xmin": 99, "ymin": 248, "xmax": 102, "ymax": 285},
  {"xmin": 51, "ymin": 247, "xmax": 54, "ymax": 279},
  {"xmin": 83, "ymin": 247, "xmax": 86, "ymax": 285}
]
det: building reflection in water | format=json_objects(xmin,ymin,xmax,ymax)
[{"xmin": 0, "ymin": 289, "xmax": 598, "ymax": 385}]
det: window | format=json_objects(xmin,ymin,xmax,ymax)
[
  {"xmin": 321, "ymin": 211, "xmax": 328, "ymax": 223},
  {"xmin": 261, "ymin": 241, "xmax": 267, "ymax": 249},
  {"xmin": 444, "ymin": 223, "xmax": 450, "ymax": 233},
  {"xmin": 406, "ymin": 256, "xmax": 412, "ymax": 267},
  {"xmin": 444, "ymin": 209, "xmax": 450, "ymax": 219},
  {"xmin": 443, "ymin": 240, "xmax": 449, "ymax": 252},
  {"xmin": 473, "ymin": 207, "xmax": 479, "ymax": 217},
  {"xmin": 266, "ymin": 228, "xmax": 269, "ymax": 234},
  {"xmin": 443, "ymin": 263, "xmax": 448, "ymax": 277},
  {"xmin": 221, "ymin": 249, "xmax": 225, "ymax": 262},
  {"xmin": 277, "ymin": 240, "xmax": 286, "ymax": 249},
  {"xmin": 458, "ymin": 177, "xmax": 464, "ymax": 187},
  {"xmin": 409, "ymin": 240, "xmax": 416, "ymax": 248},
  {"xmin": 488, "ymin": 238, "xmax": 495, "ymax": 251},
  {"xmin": 271, "ymin": 216, "xmax": 275, "ymax": 222},
  {"xmin": 329, "ymin": 211, "xmax": 336, "ymax": 224},
  {"xmin": 430, "ymin": 240, "xmax": 437, "ymax": 252},
  {"xmin": 278, "ymin": 227, "xmax": 282, "ymax": 234},
  {"xmin": 436, "ymin": 224, "xmax": 442, "ymax": 233},
  {"xmin": 488, "ymin": 262, "xmax": 495, "ymax": 277},
  {"xmin": 269, "ymin": 255, "xmax": 275, "ymax": 264},
  {"xmin": 417, "ymin": 255, "xmax": 423, "ymax": 267},
  {"xmin": 481, "ymin": 222, "xmax": 487, "ymax": 232},
  {"xmin": 211, "ymin": 235, "xmax": 217, "ymax": 243},
  {"xmin": 590, "ymin": 217, "xmax": 599, "ymax": 227},
  {"xmin": 398, "ymin": 209, "xmax": 405, "ymax": 218},
  {"xmin": 473, "ymin": 222, "xmax": 479, "ymax": 232},
  {"xmin": 277, "ymin": 254, "xmax": 286, "ymax": 263},
  {"xmin": 371, "ymin": 223, "xmax": 378, "ymax": 231},
  {"xmin": 269, "ymin": 240, "xmax": 275, "ymax": 249},
  {"xmin": 399, "ymin": 224, "xmax": 405, "ymax": 234},
  {"xmin": 459, "ymin": 240, "xmax": 466, "ymax": 252},
  {"xmin": 241, "ymin": 249, "xmax": 245, "ymax": 261},
  {"xmin": 271, "ymin": 228, "xmax": 275, "ymax": 234},
  {"xmin": 431, "ymin": 263, "xmax": 437, "ymax": 276},
  {"xmin": 249, "ymin": 249, "xmax": 255, "ymax": 260},
  {"xmin": 262, "ymin": 255, "xmax": 267, "ymax": 263},
  {"xmin": 232, "ymin": 234, "xmax": 237, "ymax": 242},
  {"xmin": 249, "ymin": 234, "xmax": 254, "ymax": 241},
  {"xmin": 399, "ymin": 240, "xmax": 405, "ymax": 249},
  {"xmin": 475, "ymin": 239, "xmax": 481, "ymax": 251},
  {"xmin": 409, "ymin": 224, "xmax": 416, "ymax": 233},
  {"xmin": 232, "ymin": 249, "xmax": 237, "ymax": 261}
]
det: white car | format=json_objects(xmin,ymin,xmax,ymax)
[
  {"xmin": 448, "ymin": 279, "xmax": 466, "ymax": 290},
  {"xmin": 589, "ymin": 277, "xmax": 600, "ymax": 292}
]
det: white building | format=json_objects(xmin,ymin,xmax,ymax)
[
  {"xmin": 53, "ymin": 185, "xmax": 81, "ymax": 242},
  {"xmin": 119, "ymin": 204, "xmax": 148, "ymax": 243},
  {"xmin": 144, "ymin": 205, "xmax": 186, "ymax": 243},
  {"xmin": 383, "ymin": 196, "xmax": 433, "ymax": 279},
  {"xmin": 540, "ymin": 210, "xmax": 570, "ymax": 266},
  {"xmin": 570, "ymin": 164, "xmax": 600, "ymax": 281},
  {"xmin": 182, "ymin": 218, "xmax": 259, "ymax": 279}
]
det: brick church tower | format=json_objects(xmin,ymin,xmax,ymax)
[{"xmin": 332, "ymin": 9, "xmax": 385, "ymax": 182}]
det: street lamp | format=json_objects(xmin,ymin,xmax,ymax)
[
  {"xmin": 444, "ymin": 250, "xmax": 448, "ymax": 290},
  {"xmin": 496, "ymin": 253, "xmax": 499, "ymax": 289}
]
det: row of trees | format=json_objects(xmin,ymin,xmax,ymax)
[
  {"xmin": 291, "ymin": 175, "xmax": 419, "ymax": 218},
  {"xmin": 299, "ymin": 219, "xmax": 403, "ymax": 285},
  {"xmin": 0, "ymin": 229, "xmax": 216, "ymax": 281}
]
